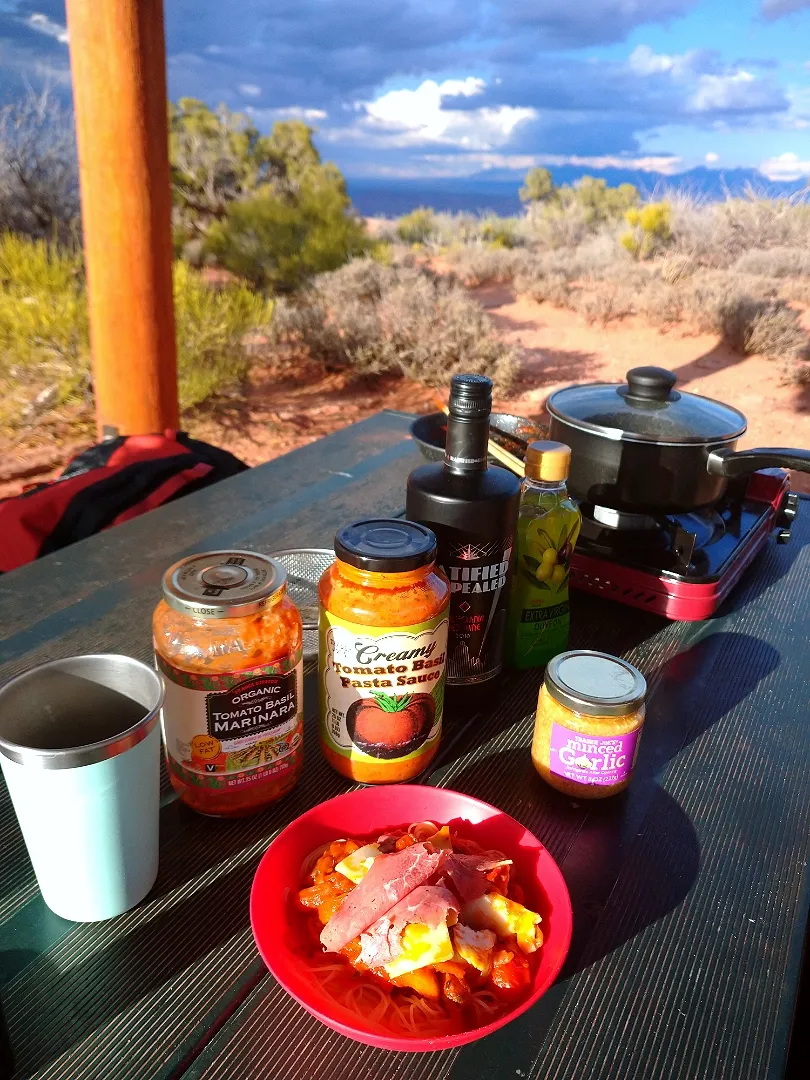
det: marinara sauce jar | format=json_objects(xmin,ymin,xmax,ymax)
[
  {"xmin": 318, "ymin": 519, "xmax": 450, "ymax": 784},
  {"xmin": 154, "ymin": 550, "xmax": 304, "ymax": 816}
]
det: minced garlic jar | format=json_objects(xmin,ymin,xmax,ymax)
[{"xmin": 532, "ymin": 650, "xmax": 646, "ymax": 799}]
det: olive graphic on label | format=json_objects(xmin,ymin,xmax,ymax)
[{"xmin": 346, "ymin": 692, "xmax": 435, "ymax": 759}]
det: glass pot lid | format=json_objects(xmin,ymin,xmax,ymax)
[{"xmin": 546, "ymin": 366, "xmax": 747, "ymax": 446}]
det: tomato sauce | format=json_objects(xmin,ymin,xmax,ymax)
[
  {"xmin": 318, "ymin": 520, "xmax": 450, "ymax": 784},
  {"xmin": 154, "ymin": 551, "xmax": 304, "ymax": 816}
]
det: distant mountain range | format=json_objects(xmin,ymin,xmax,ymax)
[{"xmin": 348, "ymin": 166, "xmax": 809, "ymax": 218}]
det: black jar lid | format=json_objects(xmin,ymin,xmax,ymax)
[{"xmin": 334, "ymin": 519, "xmax": 437, "ymax": 573}]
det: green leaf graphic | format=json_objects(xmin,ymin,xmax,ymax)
[{"xmin": 371, "ymin": 692, "xmax": 412, "ymax": 712}]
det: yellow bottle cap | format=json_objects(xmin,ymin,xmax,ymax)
[{"xmin": 524, "ymin": 441, "xmax": 571, "ymax": 482}]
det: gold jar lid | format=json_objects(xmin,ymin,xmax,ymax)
[
  {"xmin": 524, "ymin": 441, "xmax": 571, "ymax": 482},
  {"xmin": 162, "ymin": 551, "xmax": 286, "ymax": 619}
]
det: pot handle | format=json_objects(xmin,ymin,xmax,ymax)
[{"xmin": 707, "ymin": 447, "xmax": 810, "ymax": 478}]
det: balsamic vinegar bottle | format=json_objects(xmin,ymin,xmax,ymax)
[{"xmin": 406, "ymin": 374, "xmax": 520, "ymax": 713}]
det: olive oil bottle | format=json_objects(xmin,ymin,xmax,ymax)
[
  {"xmin": 406, "ymin": 375, "xmax": 520, "ymax": 711},
  {"xmin": 506, "ymin": 441, "xmax": 581, "ymax": 669}
]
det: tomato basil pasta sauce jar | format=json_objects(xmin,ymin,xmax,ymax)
[
  {"xmin": 154, "ymin": 551, "xmax": 304, "ymax": 816},
  {"xmin": 318, "ymin": 519, "xmax": 450, "ymax": 784}
]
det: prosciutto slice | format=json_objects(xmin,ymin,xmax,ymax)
[
  {"xmin": 442, "ymin": 851, "xmax": 512, "ymax": 903},
  {"xmin": 358, "ymin": 885, "xmax": 459, "ymax": 969},
  {"xmin": 320, "ymin": 842, "xmax": 444, "ymax": 953}
]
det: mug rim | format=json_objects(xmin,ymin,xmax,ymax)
[{"xmin": 0, "ymin": 654, "xmax": 164, "ymax": 770}]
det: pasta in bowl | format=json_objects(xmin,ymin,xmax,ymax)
[{"xmin": 250, "ymin": 785, "xmax": 572, "ymax": 1050}]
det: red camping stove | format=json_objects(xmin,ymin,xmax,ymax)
[{"xmin": 569, "ymin": 470, "xmax": 799, "ymax": 621}]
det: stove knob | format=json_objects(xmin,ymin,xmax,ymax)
[{"xmin": 777, "ymin": 491, "xmax": 799, "ymax": 527}]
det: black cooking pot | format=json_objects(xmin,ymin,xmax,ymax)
[{"xmin": 547, "ymin": 366, "xmax": 810, "ymax": 514}]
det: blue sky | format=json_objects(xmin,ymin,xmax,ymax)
[{"xmin": 3, "ymin": 1, "xmax": 810, "ymax": 180}]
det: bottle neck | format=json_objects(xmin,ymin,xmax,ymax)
[
  {"xmin": 524, "ymin": 477, "xmax": 568, "ymax": 495},
  {"xmin": 444, "ymin": 413, "xmax": 490, "ymax": 474}
]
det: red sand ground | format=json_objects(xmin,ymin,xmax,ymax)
[{"xmin": 2, "ymin": 284, "xmax": 809, "ymax": 499}]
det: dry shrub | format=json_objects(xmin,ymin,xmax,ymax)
[
  {"xmin": 677, "ymin": 274, "xmax": 808, "ymax": 360},
  {"xmin": 668, "ymin": 193, "xmax": 810, "ymax": 268},
  {"xmin": 568, "ymin": 283, "xmax": 633, "ymax": 326},
  {"xmin": 575, "ymin": 231, "xmax": 633, "ymax": 274},
  {"xmin": 271, "ymin": 258, "xmax": 518, "ymax": 388},
  {"xmin": 635, "ymin": 280, "xmax": 686, "ymax": 326},
  {"xmin": 658, "ymin": 253, "xmax": 696, "ymax": 284},
  {"xmin": 525, "ymin": 199, "xmax": 594, "ymax": 249},
  {"xmin": 779, "ymin": 277, "xmax": 810, "ymax": 305},
  {"xmin": 447, "ymin": 246, "xmax": 530, "ymax": 287},
  {"xmin": 396, "ymin": 208, "xmax": 435, "ymax": 244},
  {"xmin": 515, "ymin": 268, "xmax": 572, "ymax": 306},
  {"xmin": 715, "ymin": 295, "xmax": 775, "ymax": 353},
  {"xmin": 513, "ymin": 243, "xmax": 641, "ymax": 311},
  {"xmin": 732, "ymin": 246, "xmax": 810, "ymax": 278},
  {"xmin": 745, "ymin": 303, "xmax": 809, "ymax": 362}
]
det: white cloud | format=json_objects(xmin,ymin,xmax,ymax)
[
  {"xmin": 275, "ymin": 106, "xmax": 327, "ymax": 120},
  {"xmin": 28, "ymin": 13, "xmax": 69, "ymax": 45},
  {"xmin": 629, "ymin": 44, "xmax": 689, "ymax": 76},
  {"xmin": 691, "ymin": 70, "xmax": 775, "ymax": 112},
  {"xmin": 782, "ymin": 86, "xmax": 810, "ymax": 129},
  {"xmin": 705, "ymin": 151, "xmax": 719, "ymax": 163},
  {"xmin": 382, "ymin": 151, "xmax": 682, "ymax": 179},
  {"xmin": 541, "ymin": 153, "xmax": 682, "ymax": 174},
  {"xmin": 759, "ymin": 151, "xmax": 810, "ymax": 180},
  {"xmin": 629, "ymin": 45, "xmax": 785, "ymax": 116},
  {"xmin": 245, "ymin": 105, "xmax": 328, "ymax": 122},
  {"xmin": 344, "ymin": 77, "xmax": 536, "ymax": 151},
  {"xmin": 239, "ymin": 84, "xmax": 261, "ymax": 97}
]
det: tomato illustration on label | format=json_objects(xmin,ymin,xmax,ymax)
[
  {"xmin": 318, "ymin": 610, "xmax": 448, "ymax": 770},
  {"xmin": 346, "ymin": 691, "xmax": 436, "ymax": 760}
]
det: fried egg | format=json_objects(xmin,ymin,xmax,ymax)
[
  {"xmin": 452, "ymin": 922, "xmax": 496, "ymax": 975},
  {"xmin": 334, "ymin": 844, "xmax": 382, "ymax": 884},
  {"xmin": 461, "ymin": 892, "xmax": 543, "ymax": 954},
  {"xmin": 383, "ymin": 921, "xmax": 454, "ymax": 978}
]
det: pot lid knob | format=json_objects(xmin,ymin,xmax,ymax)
[{"xmin": 625, "ymin": 366, "xmax": 677, "ymax": 402}]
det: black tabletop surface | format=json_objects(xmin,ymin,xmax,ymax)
[{"xmin": 0, "ymin": 410, "xmax": 808, "ymax": 1080}]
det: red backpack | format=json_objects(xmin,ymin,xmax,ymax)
[{"xmin": 0, "ymin": 431, "xmax": 247, "ymax": 573}]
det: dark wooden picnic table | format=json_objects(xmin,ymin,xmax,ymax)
[{"xmin": 1, "ymin": 410, "xmax": 808, "ymax": 1080}]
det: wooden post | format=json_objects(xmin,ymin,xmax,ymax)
[{"xmin": 66, "ymin": 0, "xmax": 179, "ymax": 437}]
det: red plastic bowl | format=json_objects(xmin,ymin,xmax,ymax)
[{"xmin": 250, "ymin": 785, "xmax": 572, "ymax": 1051}]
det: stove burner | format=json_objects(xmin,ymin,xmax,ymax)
[
  {"xmin": 590, "ymin": 504, "xmax": 658, "ymax": 531},
  {"xmin": 570, "ymin": 471, "xmax": 794, "ymax": 621},
  {"xmin": 673, "ymin": 511, "xmax": 725, "ymax": 549},
  {"xmin": 580, "ymin": 502, "xmax": 728, "ymax": 571}
]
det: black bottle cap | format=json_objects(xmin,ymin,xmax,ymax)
[
  {"xmin": 448, "ymin": 374, "xmax": 492, "ymax": 420},
  {"xmin": 334, "ymin": 519, "xmax": 438, "ymax": 573}
]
